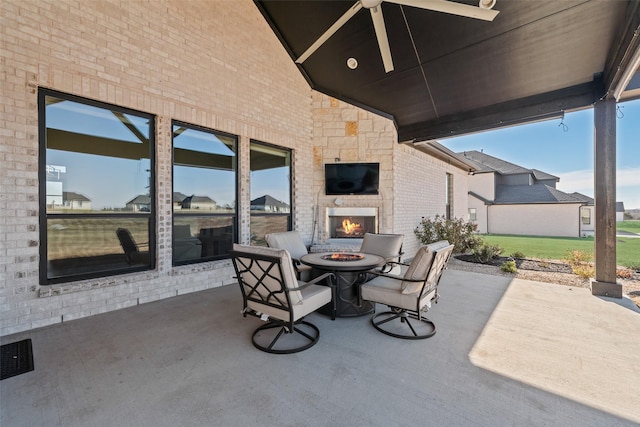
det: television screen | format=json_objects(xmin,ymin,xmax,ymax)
[{"xmin": 325, "ymin": 163, "xmax": 379, "ymax": 195}]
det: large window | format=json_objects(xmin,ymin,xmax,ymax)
[
  {"xmin": 172, "ymin": 122, "xmax": 237, "ymax": 264},
  {"xmin": 39, "ymin": 90, "xmax": 155, "ymax": 284},
  {"xmin": 250, "ymin": 141, "xmax": 292, "ymax": 246}
]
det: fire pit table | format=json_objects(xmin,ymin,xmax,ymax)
[{"xmin": 300, "ymin": 252, "xmax": 385, "ymax": 317}]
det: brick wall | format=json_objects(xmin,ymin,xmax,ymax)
[
  {"xmin": 393, "ymin": 144, "xmax": 470, "ymax": 257},
  {"xmin": 0, "ymin": 0, "xmax": 313, "ymax": 336}
]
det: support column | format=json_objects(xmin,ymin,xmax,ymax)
[{"xmin": 591, "ymin": 98, "xmax": 621, "ymax": 298}]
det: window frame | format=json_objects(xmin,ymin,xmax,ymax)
[
  {"xmin": 581, "ymin": 206, "xmax": 591, "ymax": 225},
  {"xmin": 468, "ymin": 208, "xmax": 477, "ymax": 221},
  {"xmin": 38, "ymin": 88, "xmax": 156, "ymax": 285},
  {"xmin": 171, "ymin": 120, "xmax": 239, "ymax": 265},
  {"xmin": 249, "ymin": 139, "xmax": 293, "ymax": 246}
]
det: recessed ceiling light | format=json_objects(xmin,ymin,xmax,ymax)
[{"xmin": 346, "ymin": 57, "xmax": 358, "ymax": 70}]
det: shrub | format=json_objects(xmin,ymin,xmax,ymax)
[
  {"xmin": 510, "ymin": 251, "xmax": 526, "ymax": 259},
  {"xmin": 616, "ymin": 268, "xmax": 634, "ymax": 279},
  {"xmin": 471, "ymin": 243, "xmax": 503, "ymax": 264},
  {"xmin": 500, "ymin": 260, "xmax": 517, "ymax": 273},
  {"xmin": 565, "ymin": 250, "xmax": 594, "ymax": 279},
  {"xmin": 414, "ymin": 215, "xmax": 481, "ymax": 253}
]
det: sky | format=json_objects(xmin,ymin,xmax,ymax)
[{"xmin": 439, "ymin": 98, "xmax": 640, "ymax": 210}]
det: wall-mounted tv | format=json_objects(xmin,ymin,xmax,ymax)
[{"xmin": 325, "ymin": 162, "xmax": 379, "ymax": 195}]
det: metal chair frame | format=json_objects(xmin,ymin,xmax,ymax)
[
  {"xmin": 231, "ymin": 249, "xmax": 334, "ymax": 354},
  {"xmin": 362, "ymin": 244, "xmax": 453, "ymax": 340}
]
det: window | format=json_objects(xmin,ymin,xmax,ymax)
[
  {"xmin": 581, "ymin": 207, "xmax": 591, "ymax": 225},
  {"xmin": 250, "ymin": 141, "xmax": 292, "ymax": 245},
  {"xmin": 172, "ymin": 122, "xmax": 237, "ymax": 264},
  {"xmin": 468, "ymin": 208, "xmax": 477, "ymax": 221},
  {"xmin": 445, "ymin": 173, "xmax": 453, "ymax": 219},
  {"xmin": 39, "ymin": 90, "xmax": 155, "ymax": 284}
]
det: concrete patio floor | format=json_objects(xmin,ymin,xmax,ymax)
[{"xmin": 1, "ymin": 269, "xmax": 639, "ymax": 427}]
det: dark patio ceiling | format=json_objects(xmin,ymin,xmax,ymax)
[{"xmin": 254, "ymin": 0, "xmax": 640, "ymax": 142}]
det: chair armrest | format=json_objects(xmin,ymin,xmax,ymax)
[{"xmin": 287, "ymin": 272, "xmax": 335, "ymax": 291}]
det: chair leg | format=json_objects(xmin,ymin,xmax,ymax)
[
  {"xmin": 251, "ymin": 320, "xmax": 321, "ymax": 354},
  {"xmin": 370, "ymin": 309, "xmax": 436, "ymax": 340}
]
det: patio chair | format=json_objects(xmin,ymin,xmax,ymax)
[
  {"xmin": 360, "ymin": 240, "xmax": 454, "ymax": 339},
  {"xmin": 264, "ymin": 231, "xmax": 312, "ymax": 281},
  {"xmin": 231, "ymin": 244, "xmax": 334, "ymax": 354},
  {"xmin": 116, "ymin": 228, "xmax": 149, "ymax": 265},
  {"xmin": 359, "ymin": 232, "xmax": 404, "ymax": 274}
]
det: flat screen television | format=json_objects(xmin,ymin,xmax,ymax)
[{"xmin": 325, "ymin": 162, "xmax": 379, "ymax": 195}]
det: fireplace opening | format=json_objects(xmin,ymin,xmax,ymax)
[{"xmin": 327, "ymin": 207, "xmax": 378, "ymax": 239}]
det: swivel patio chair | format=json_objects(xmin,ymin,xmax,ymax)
[
  {"xmin": 359, "ymin": 232, "xmax": 404, "ymax": 274},
  {"xmin": 265, "ymin": 231, "xmax": 313, "ymax": 281},
  {"xmin": 360, "ymin": 240, "xmax": 454, "ymax": 339},
  {"xmin": 231, "ymin": 244, "xmax": 334, "ymax": 354}
]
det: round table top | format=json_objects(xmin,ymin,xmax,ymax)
[{"xmin": 300, "ymin": 252, "xmax": 385, "ymax": 272}]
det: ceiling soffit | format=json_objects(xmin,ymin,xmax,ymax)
[{"xmin": 255, "ymin": 1, "xmax": 639, "ymax": 141}]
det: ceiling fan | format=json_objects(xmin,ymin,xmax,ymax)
[{"xmin": 295, "ymin": 0, "xmax": 499, "ymax": 73}]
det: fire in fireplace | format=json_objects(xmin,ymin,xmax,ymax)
[{"xmin": 327, "ymin": 207, "xmax": 377, "ymax": 239}]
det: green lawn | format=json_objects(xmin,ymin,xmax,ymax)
[
  {"xmin": 617, "ymin": 220, "xmax": 640, "ymax": 234},
  {"xmin": 480, "ymin": 234, "xmax": 640, "ymax": 269}
]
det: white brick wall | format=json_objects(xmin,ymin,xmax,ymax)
[
  {"xmin": 0, "ymin": 0, "xmax": 314, "ymax": 336},
  {"xmin": 393, "ymin": 144, "xmax": 470, "ymax": 258}
]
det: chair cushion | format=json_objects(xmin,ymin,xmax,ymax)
[
  {"xmin": 265, "ymin": 231, "xmax": 308, "ymax": 260},
  {"xmin": 359, "ymin": 233, "xmax": 403, "ymax": 260},
  {"xmin": 232, "ymin": 244, "xmax": 302, "ymax": 304},
  {"xmin": 361, "ymin": 274, "xmax": 436, "ymax": 311},
  {"xmin": 401, "ymin": 240, "xmax": 450, "ymax": 294}
]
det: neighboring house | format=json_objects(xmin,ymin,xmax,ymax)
[
  {"xmin": 125, "ymin": 195, "xmax": 151, "ymax": 212},
  {"xmin": 569, "ymin": 193, "xmax": 595, "ymax": 236},
  {"xmin": 616, "ymin": 201, "xmax": 625, "ymax": 222},
  {"xmin": 461, "ymin": 150, "xmax": 594, "ymax": 237},
  {"xmin": 250, "ymin": 195, "xmax": 290, "ymax": 213},
  {"xmin": 181, "ymin": 195, "xmax": 216, "ymax": 211},
  {"xmin": 173, "ymin": 192, "xmax": 188, "ymax": 209},
  {"xmin": 62, "ymin": 192, "xmax": 92, "ymax": 210}
]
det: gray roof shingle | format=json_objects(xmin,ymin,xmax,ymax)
[{"xmin": 495, "ymin": 184, "xmax": 585, "ymax": 204}]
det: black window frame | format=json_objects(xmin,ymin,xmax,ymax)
[
  {"xmin": 249, "ymin": 140, "xmax": 293, "ymax": 246},
  {"xmin": 38, "ymin": 88, "xmax": 156, "ymax": 285},
  {"xmin": 171, "ymin": 120, "xmax": 239, "ymax": 265}
]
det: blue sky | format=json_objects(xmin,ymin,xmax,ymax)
[{"xmin": 439, "ymin": 98, "xmax": 640, "ymax": 210}]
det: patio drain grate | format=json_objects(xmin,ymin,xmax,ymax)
[{"xmin": 1, "ymin": 339, "xmax": 34, "ymax": 380}]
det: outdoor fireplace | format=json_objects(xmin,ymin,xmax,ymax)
[{"xmin": 326, "ymin": 207, "xmax": 378, "ymax": 239}]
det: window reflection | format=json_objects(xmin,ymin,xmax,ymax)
[
  {"xmin": 172, "ymin": 123, "xmax": 237, "ymax": 264},
  {"xmin": 40, "ymin": 91, "xmax": 154, "ymax": 284},
  {"xmin": 250, "ymin": 141, "xmax": 292, "ymax": 246},
  {"xmin": 45, "ymin": 98, "xmax": 151, "ymax": 213}
]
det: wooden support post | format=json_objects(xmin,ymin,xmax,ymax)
[{"xmin": 591, "ymin": 98, "xmax": 622, "ymax": 298}]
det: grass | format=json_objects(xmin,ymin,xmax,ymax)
[
  {"xmin": 617, "ymin": 220, "xmax": 640, "ymax": 234},
  {"xmin": 480, "ymin": 234, "xmax": 640, "ymax": 269}
]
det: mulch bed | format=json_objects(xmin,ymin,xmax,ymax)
[{"xmin": 456, "ymin": 254, "xmax": 574, "ymax": 274}]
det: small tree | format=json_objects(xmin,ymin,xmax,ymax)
[{"xmin": 414, "ymin": 215, "xmax": 481, "ymax": 254}]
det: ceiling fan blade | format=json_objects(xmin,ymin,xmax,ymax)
[
  {"xmin": 296, "ymin": 1, "xmax": 364, "ymax": 64},
  {"xmin": 390, "ymin": 0, "xmax": 499, "ymax": 21},
  {"xmin": 370, "ymin": 6, "xmax": 394, "ymax": 73}
]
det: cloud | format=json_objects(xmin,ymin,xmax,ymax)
[{"xmin": 554, "ymin": 167, "xmax": 640, "ymax": 209}]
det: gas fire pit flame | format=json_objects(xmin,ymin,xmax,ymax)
[{"xmin": 321, "ymin": 253, "xmax": 365, "ymax": 262}]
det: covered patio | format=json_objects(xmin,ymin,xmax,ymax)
[{"xmin": 2, "ymin": 268, "xmax": 639, "ymax": 426}]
